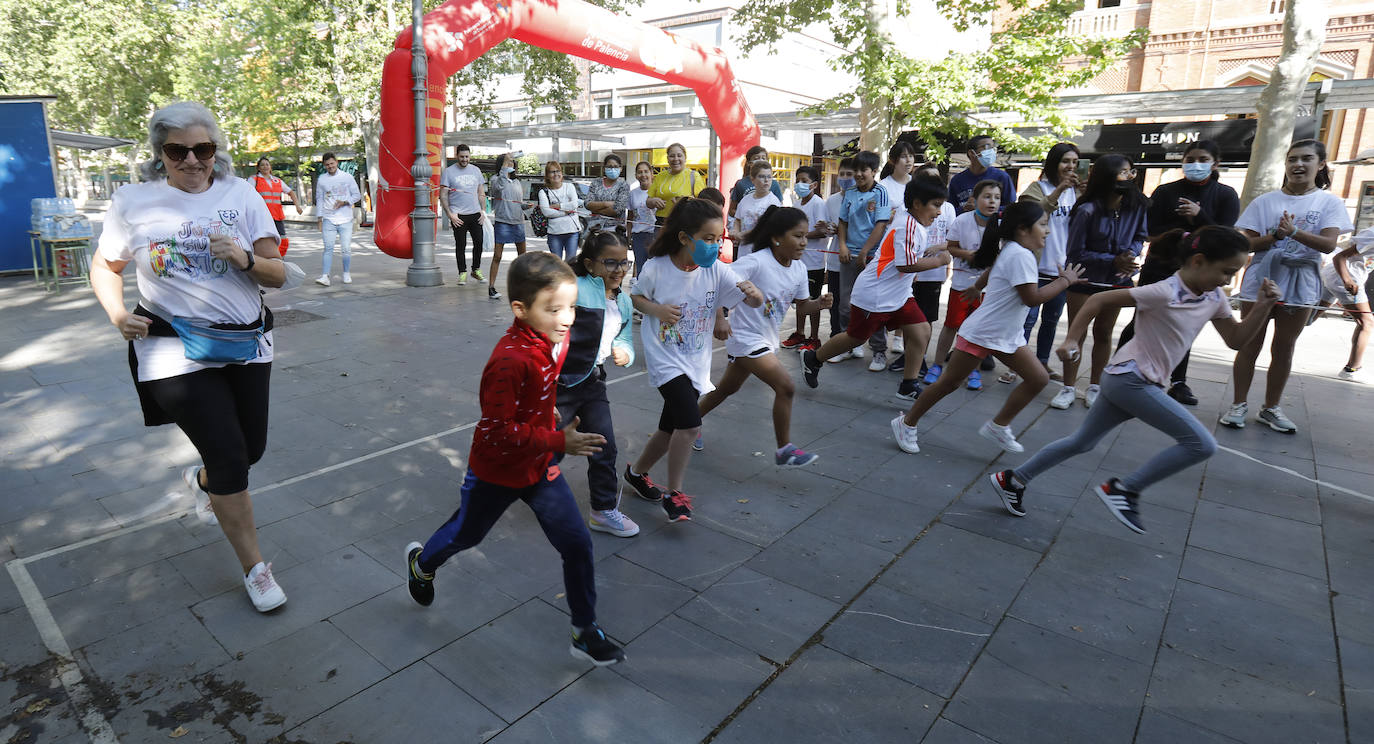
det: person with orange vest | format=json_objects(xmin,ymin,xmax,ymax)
[{"xmin": 253, "ymin": 157, "xmax": 302, "ymax": 254}]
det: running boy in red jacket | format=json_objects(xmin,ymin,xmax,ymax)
[{"xmin": 405, "ymin": 252, "xmax": 625, "ymax": 666}]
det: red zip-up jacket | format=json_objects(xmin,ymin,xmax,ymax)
[{"xmin": 469, "ymin": 320, "xmax": 569, "ymax": 488}]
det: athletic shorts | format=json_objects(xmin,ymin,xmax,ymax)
[
  {"xmin": 726, "ymin": 347, "xmax": 771, "ymax": 364},
  {"xmin": 912, "ymin": 281, "xmax": 942, "ymax": 323},
  {"xmin": 1068, "ymin": 281, "xmax": 1133, "ymax": 296},
  {"xmin": 656, "ymin": 374, "xmax": 702, "ymax": 433},
  {"xmin": 944, "ymin": 289, "xmax": 981, "ymax": 329},
  {"xmin": 954, "ymin": 335, "xmax": 994, "ymax": 360},
  {"xmin": 845, "ymin": 298, "xmax": 927, "ymax": 340},
  {"xmin": 273, "ymin": 219, "xmax": 286, "ymax": 237},
  {"xmin": 807, "ymin": 269, "xmax": 828, "ymax": 300}
]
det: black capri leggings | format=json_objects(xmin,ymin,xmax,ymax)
[{"xmin": 144, "ymin": 363, "xmax": 271, "ymax": 495}]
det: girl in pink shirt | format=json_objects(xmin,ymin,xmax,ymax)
[{"xmin": 988, "ymin": 227, "xmax": 1280, "ymax": 534}]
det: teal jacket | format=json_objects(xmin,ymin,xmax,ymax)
[{"xmin": 557, "ymin": 274, "xmax": 634, "ymax": 388}]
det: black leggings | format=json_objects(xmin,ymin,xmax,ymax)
[
  {"xmin": 144, "ymin": 364, "xmax": 271, "ymax": 495},
  {"xmin": 452, "ymin": 214, "xmax": 483, "ymax": 273}
]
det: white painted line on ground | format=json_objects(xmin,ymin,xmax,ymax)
[{"xmin": 1217, "ymin": 445, "xmax": 1374, "ymax": 504}]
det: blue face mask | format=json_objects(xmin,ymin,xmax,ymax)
[
  {"xmin": 978, "ymin": 148, "xmax": 997, "ymax": 168},
  {"xmin": 794, "ymin": 183, "xmax": 811, "ymax": 199},
  {"xmin": 691, "ymin": 238, "xmax": 720, "ymax": 268},
  {"xmin": 837, "ymin": 177, "xmax": 856, "ymax": 191},
  {"xmin": 1182, "ymin": 162, "xmax": 1213, "ymax": 182},
  {"xmin": 500, "ymin": 166, "xmax": 514, "ymax": 176},
  {"xmin": 605, "ymin": 167, "xmax": 621, "ymax": 179}
]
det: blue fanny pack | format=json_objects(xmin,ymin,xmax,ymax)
[{"xmin": 169, "ymin": 315, "xmax": 264, "ymax": 363}]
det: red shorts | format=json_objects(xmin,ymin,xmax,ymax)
[
  {"xmin": 845, "ymin": 298, "xmax": 927, "ymax": 340},
  {"xmin": 954, "ymin": 335, "xmax": 994, "ymax": 359},
  {"xmin": 944, "ymin": 290, "xmax": 982, "ymax": 329}
]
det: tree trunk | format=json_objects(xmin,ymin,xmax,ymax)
[
  {"xmin": 859, "ymin": 0, "xmax": 899, "ymax": 158},
  {"xmin": 1241, "ymin": 0, "xmax": 1327, "ymax": 209}
]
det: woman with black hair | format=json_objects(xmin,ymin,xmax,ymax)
[
  {"xmin": 1049, "ymin": 154, "xmax": 1149, "ymax": 411},
  {"xmin": 1015, "ymin": 142, "xmax": 1083, "ymax": 383}
]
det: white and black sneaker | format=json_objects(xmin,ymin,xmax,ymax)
[
  {"xmin": 802, "ymin": 349, "xmax": 822, "ymax": 388},
  {"xmin": 570, "ymin": 624, "xmax": 625, "ymax": 666},
  {"xmin": 988, "ymin": 470, "xmax": 1026, "ymax": 517},
  {"xmin": 1258, "ymin": 406, "xmax": 1297, "ymax": 434},
  {"xmin": 1095, "ymin": 478, "xmax": 1145, "ymax": 534}
]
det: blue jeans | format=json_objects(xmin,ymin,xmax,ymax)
[
  {"xmin": 548, "ymin": 232, "xmax": 578, "ymax": 262},
  {"xmin": 419, "ymin": 467, "xmax": 597, "ymax": 627},
  {"xmin": 1013, "ymin": 371, "xmax": 1217, "ymax": 494},
  {"xmin": 630, "ymin": 231, "xmax": 654, "ymax": 274},
  {"xmin": 321, "ymin": 220, "xmax": 352, "ymax": 276},
  {"xmin": 1022, "ymin": 276, "xmax": 1067, "ymax": 364}
]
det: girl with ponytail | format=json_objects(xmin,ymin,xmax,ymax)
[
  {"xmin": 892, "ymin": 200, "xmax": 1085, "ymax": 456},
  {"xmin": 697, "ymin": 206, "xmax": 833, "ymax": 467}
]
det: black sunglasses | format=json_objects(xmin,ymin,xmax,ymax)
[{"xmin": 162, "ymin": 142, "xmax": 217, "ymax": 161}]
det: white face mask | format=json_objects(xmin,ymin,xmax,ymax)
[
  {"xmin": 1182, "ymin": 162, "xmax": 1213, "ymax": 182},
  {"xmin": 977, "ymin": 148, "xmax": 997, "ymax": 168}
]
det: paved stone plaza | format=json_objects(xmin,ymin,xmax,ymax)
[{"xmin": 2, "ymin": 224, "xmax": 1372, "ymax": 743}]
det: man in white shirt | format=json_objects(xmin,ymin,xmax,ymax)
[
  {"xmin": 315, "ymin": 152, "xmax": 362, "ymax": 286},
  {"xmin": 440, "ymin": 144, "xmax": 488, "ymax": 285}
]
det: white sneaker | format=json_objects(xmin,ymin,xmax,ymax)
[
  {"xmin": 1049, "ymin": 386, "xmax": 1076, "ymax": 410},
  {"xmin": 244, "ymin": 562, "xmax": 287, "ymax": 612},
  {"xmin": 1338, "ymin": 366, "xmax": 1366, "ymax": 382},
  {"xmin": 1083, "ymin": 384, "xmax": 1100, "ymax": 409},
  {"xmin": 315, "ymin": 275, "xmax": 330, "ymax": 287},
  {"xmin": 891, "ymin": 415, "xmax": 920, "ymax": 454},
  {"xmin": 869, "ymin": 351, "xmax": 888, "ymax": 372},
  {"xmin": 342, "ymin": 272, "xmax": 352, "ymax": 284},
  {"xmin": 851, "ymin": 346, "xmax": 866, "ymax": 360},
  {"xmin": 979, "ymin": 420, "xmax": 1025, "ymax": 453},
  {"xmin": 589, "ymin": 508, "xmax": 640, "ymax": 537},
  {"xmin": 181, "ymin": 466, "xmax": 217, "ymax": 527},
  {"xmin": 1218, "ymin": 401, "xmax": 1247, "ymax": 429},
  {"xmin": 890, "ymin": 332, "xmax": 905, "ymax": 354}
]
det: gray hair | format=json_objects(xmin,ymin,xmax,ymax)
[{"xmin": 139, "ymin": 101, "xmax": 234, "ymax": 182}]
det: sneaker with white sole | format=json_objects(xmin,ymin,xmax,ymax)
[
  {"xmin": 1049, "ymin": 385, "xmax": 1076, "ymax": 410},
  {"xmin": 895, "ymin": 378, "xmax": 922, "ymax": 401},
  {"xmin": 922, "ymin": 364, "xmax": 942, "ymax": 386},
  {"xmin": 456, "ymin": 271, "xmax": 468, "ymax": 286},
  {"xmin": 342, "ymin": 272, "xmax": 352, "ymax": 284},
  {"xmin": 776, "ymin": 444, "xmax": 820, "ymax": 468},
  {"xmin": 589, "ymin": 508, "xmax": 640, "ymax": 537},
  {"xmin": 850, "ymin": 346, "xmax": 866, "ymax": 360},
  {"xmin": 1218, "ymin": 401, "xmax": 1248, "ymax": 429},
  {"xmin": 1338, "ymin": 366, "xmax": 1365, "ymax": 382},
  {"xmin": 244, "ymin": 562, "xmax": 287, "ymax": 612},
  {"xmin": 405, "ymin": 541, "xmax": 434, "ymax": 606},
  {"xmin": 692, "ymin": 435, "xmax": 704, "ymax": 451},
  {"xmin": 979, "ymin": 420, "xmax": 1024, "ymax": 453},
  {"xmin": 1083, "ymin": 384, "xmax": 1100, "ymax": 409},
  {"xmin": 890, "ymin": 332, "xmax": 904, "ymax": 354},
  {"xmin": 488, "ymin": 286, "xmax": 501, "ymax": 300},
  {"xmin": 1095, "ymin": 478, "xmax": 1145, "ymax": 534},
  {"xmin": 181, "ymin": 466, "xmax": 217, "ymax": 527},
  {"xmin": 570, "ymin": 624, "xmax": 625, "ymax": 666},
  {"xmin": 1259, "ymin": 406, "xmax": 1297, "ymax": 434},
  {"xmin": 868, "ymin": 350, "xmax": 888, "ymax": 372},
  {"xmin": 988, "ymin": 470, "xmax": 1027, "ymax": 517},
  {"xmin": 472, "ymin": 269, "xmax": 485, "ymax": 282},
  {"xmin": 315, "ymin": 275, "xmax": 330, "ymax": 286},
  {"xmin": 891, "ymin": 415, "xmax": 920, "ymax": 454},
  {"xmin": 802, "ymin": 349, "xmax": 822, "ymax": 387}
]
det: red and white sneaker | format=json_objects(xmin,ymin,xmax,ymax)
[{"xmin": 781, "ymin": 332, "xmax": 806, "ymax": 350}]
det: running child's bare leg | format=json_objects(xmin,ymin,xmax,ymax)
[{"xmin": 994, "ymin": 347, "xmax": 1051, "ymax": 427}]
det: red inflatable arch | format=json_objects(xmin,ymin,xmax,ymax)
[{"xmin": 374, "ymin": 0, "xmax": 761, "ymax": 258}]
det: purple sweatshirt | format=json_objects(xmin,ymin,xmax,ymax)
[{"xmin": 1065, "ymin": 200, "xmax": 1148, "ymax": 286}]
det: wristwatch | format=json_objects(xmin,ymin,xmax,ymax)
[{"xmin": 239, "ymin": 248, "xmax": 256, "ymax": 272}]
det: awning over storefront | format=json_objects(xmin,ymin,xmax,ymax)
[{"xmin": 49, "ymin": 130, "xmax": 135, "ymax": 151}]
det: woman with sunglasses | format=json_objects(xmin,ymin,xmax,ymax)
[
  {"xmin": 556, "ymin": 231, "xmax": 639, "ymax": 537},
  {"xmin": 90, "ymin": 102, "xmax": 290, "ymax": 613}
]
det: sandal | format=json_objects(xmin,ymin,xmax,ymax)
[{"xmin": 998, "ymin": 371, "xmax": 1018, "ymax": 384}]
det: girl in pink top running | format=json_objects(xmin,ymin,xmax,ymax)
[{"xmin": 989, "ymin": 226, "xmax": 1280, "ymax": 534}]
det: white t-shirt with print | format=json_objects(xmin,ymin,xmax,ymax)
[
  {"xmin": 633, "ymin": 256, "xmax": 746, "ymax": 394},
  {"xmin": 1321, "ymin": 227, "xmax": 1374, "ymax": 294},
  {"xmin": 440, "ymin": 163, "xmax": 484, "ymax": 214},
  {"xmin": 725, "ymin": 249, "xmax": 810, "ymax": 357},
  {"xmin": 947, "ymin": 209, "xmax": 989, "ymax": 291},
  {"xmin": 1237, "ymin": 189, "xmax": 1353, "ymax": 305},
  {"xmin": 734, "ymin": 191, "xmax": 782, "ymax": 256},
  {"xmin": 916, "ymin": 201, "xmax": 957, "ymax": 282},
  {"xmin": 850, "ymin": 215, "xmax": 928, "ymax": 313},
  {"xmin": 315, "ymin": 170, "xmax": 361, "ymax": 225},
  {"xmin": 797, "ymin": 195, "xmax": 831, "ymax": 271},
  {"xmin": 956, "ymin": 241, "xmax": 1039, "ymax": 353},
  {"xmin": 98, "ymin": 177, "xmax": 278, "ymax": 381}
]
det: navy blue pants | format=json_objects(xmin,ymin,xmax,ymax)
[
  {"xmin": 418, "ymin": 467, "xmax": 597, "ymax": 627},
  {"xmin": 556, "ymin": 372, "xmax": 619, "ymax": 512},
  {"xmin": 1022, "ymin": 277, "xmax": 1068, "ymax": 365}
]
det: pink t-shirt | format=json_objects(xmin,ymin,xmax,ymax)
[{"xmin": 1106, "ymin": 274, "xmax": 1233, "ymax": 386}]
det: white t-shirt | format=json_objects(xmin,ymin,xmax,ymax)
[
  {"xmin": 956, "ymin": 241, "xmax": 1039, "ymax": 353},
  {"xmin": 1237, "ymin": 189, "xmax": 1353, "ymax": 305},
  {"xmin": 1036, "ymin": 178, "xmax": 1075, "ymax": 276},
  {"xmin": 734, "ymin": 191, "xmax": 782, "ymax": 256},
  {"xmin": 440, "ymin": 163, "xmax": 484, "ymax": 214},
  {"xmin": 880, "ymin": 175, "xmax": 911, "ymax": 230},
  {"xmin": 315, "ymin": 171, "xmax": 361, "ymax": 225},
  {"xmin": 628, "ymin": 186, "xmax": 656, "ymax": 235},
  {"xmin": 725, "ymin": 249, "xmax": 810, "ymax": 357},
  {"xmin": 1321, "ymin": 227, "xmax": 1374, "ymax": 293},
  {"xmin": 598, "ymin": 298, "xmax": 622, "ymax": 365},
  {"xmin": 825, "ymin": 192, "xmax": 845, "ymax": 259},
  {"xmin": 539, "ymin": 183, "xmax": 583, "ymax": 235},
  {"xmin": 632, "ymin": 256, "xmax": 746, "ymax": 393},
  {"xmin": 947, "ymin": 210, "xmax": 989, "ymax": 291},
  {"xmin": 917, "ymin": 201, "xmax": 957, "ymax": 282},
  {"xmin": 850, "ymin": 215, "xmax": 928, "ymax": 313},
  {"xmin": 797, "ymin": 195, "xmax": 831, "ymax": 271},
  {"xmin": 98, "ymin": 177, "xmax": 278, "ymax": 381}
]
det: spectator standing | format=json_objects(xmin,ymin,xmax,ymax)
[
  {"xmin": 314, "ymin": 152, "xmax": 361, "ymax": 286},
  {"xmin": 440, "ymin": 143, "xmax": 488, "ymax": 285}
]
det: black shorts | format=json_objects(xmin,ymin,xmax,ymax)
[
  {"xmin": 273, "ymin": 219, "xmax": 287, "ymax": 237},
  {"xmin": 1068, "ymin": 281, "xmax": 1133, "ymax": 296},
  {"xmin": 912, "ymin": 281, "xmax": 942, "ymax": 323},
  {"xmin": 807, "ymin": 269, "xmax": 828, "ymax": 300},
  {"xmin": 656, "ymin": 374, "xmax": 702, "ymax": 433}
]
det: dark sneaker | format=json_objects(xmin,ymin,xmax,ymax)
[
  {"xmin": 989, "ymin": 470, "xmax": 1026, "ymax": 517},
  {"xmin": 662, "ymin": 491, "xmax": 693, "ymax": 522},
  {"xmin": 980, "ymin": 356, "xmax": 996, "ymax": 371},
  {"xmin": 1095, "ymin": 478, "xmax": 1145, "ymax": 534},
  {"xmin": 887, "ymin": 352, "xmax": 905, "ymax": 373},
  {"xmin": 801, "ymin": 349, "xmax": 822, "ymax": 388},
  {"xmin": 920, "ymin": 360, "xmax": 929, "ymax": 379},
  {"xmin": 776, "ymin": 444, "xmax": 819, "ymax": 468},
  {"xmin": 570, "ymin": 624, "xmax": 625, "ymax": 666},
  {"xmin": 1167, "ymin": 381, "xmax": 1198, "ymax": 406},
  {"xmin": 488, "ymin": 285, "xmax": 502, "ymax": 300},
  {"xmin": 895, "ymin": 378, "xmax": 922, "ymax": 401},
  {"xmin": 781, "ymin": 331, "xmax": 806, "ymax": 349},
  {"xmin": 405, "ymin": 541, "xmax": 435, "ymax": 606},
  {"xmin": 624, "ymin": 466, "xmax": 664, "ymax": 502}
]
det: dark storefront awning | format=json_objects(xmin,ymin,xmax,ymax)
[{"xmin": 1074, "ymin": 117, "xmax": 1318, "ymax": 165}]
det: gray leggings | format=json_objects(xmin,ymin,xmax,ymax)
[{"xmin": 1013, "ymin": 371, "xmax": 1217, "ymax": 494}]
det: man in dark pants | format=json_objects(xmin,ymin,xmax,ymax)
[{"xmin": 440, "ymin": 143, "xmax": 487, "ymax": 285}]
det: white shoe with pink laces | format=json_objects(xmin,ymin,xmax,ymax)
[{"xmin": 244, "ymin": 562, "xmax": 287, "ymax": 612}]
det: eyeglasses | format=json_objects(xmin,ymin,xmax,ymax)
[
  {"xmin": 599, "ymin": 259, "xmax": 633, "ymax": 271},
  {"xmin": 162, "ymin": 142, "xmax": 217, "ymax": 161}
]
